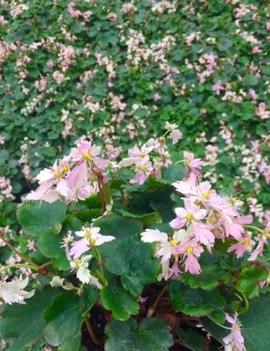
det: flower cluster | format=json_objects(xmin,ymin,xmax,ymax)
[
  {"xmin": 141, "ymin": 175, "xmax": 253, "ymax": 279},
  {"xmin": 27, "ymin": 139, "xmax": 110, "ymax": 203},
  {"xmin": 119, "ymin": 137, "xmax": 172, "ymax": 185}
]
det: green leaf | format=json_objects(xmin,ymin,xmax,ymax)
[
  {"xmin": 241, "ymin": 294, "xmax": 270, "ymax": 351},
  {"xmin": 37, "ymin": 232, "xmax": 69, "ymax": 270},
  {"xmin": 105, "ymin": 318, "xmax": 173, "ymax": 351},
  {"xmin": 182, "ymin": 252, "xmax": 230, "ymax": 291},
  {"xmin": 0, "ymin": 288, "xmax": 60, "ymax": 351},
  {"xmin": 217, "ymin": 38, "xmax": 232, "ymax": 51},
  {"xmin": 94, "ymin": 214, "xmax": 143, "ymax": 239},
  {"xmin": 43, "ymin": 289, "xmax": 98, "ymax": 351},
  {"xmin": 100, "ymin": 277, "xmax": 139, "ymax": 321},
  {"xmin": 116, "ymin": 209, "xmax": 162, "ymax": 227},
  {"xmin": 202, "ymin": 294, "xmax": 270, "ymax": 351},
  {"xmin": 177, "ymin": 328, "xmax": 209, "ymax": 351},
  {"xmin": 100, "ymin": 236, "xmax": 160, "ymax": 296},
  {"xmin": 169, "ymin": 281, "xmax": 224, "ymax": 316},
  {"xmin": 18, "ymin": 201, "xmax": 67, "ymax": 236},
  {"xmin": 242, "ymin": 75, "xmax": 258, "ymax": 87},
  {"xmin": 161, "ymin": 164, "xmax": 186, "ymax": 184},
  {"xmin": 236, "ymin": 265, "xmax": 268, "ymax": 299}
]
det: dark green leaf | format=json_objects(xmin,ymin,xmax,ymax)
[
  {"xmin": 94, "ymin": 214, "xmax": 143, "ymax": 239},
  {"xmin": 100, "ymin": 236, "xmax": 160, "ymax": 296},
  {"xmin": 18, "ymin": 201, "xmax": 67, "ymax": 236},
  {"xmin": 0, "ymin": 288, "xmax": 60, "ymax": 351},
  {"xmin": 100, "ymin": 277, "xmax": 139, "ymax": 321},
  {"xmin": 169, "ymin": 281, "xmax": 224, "ymax": 316},
  {"xmin": 105, "ymin": 318, "xmax": 173, "ymax": 351},
  {"xmin": 177, "ymin": 328, "xmax": 209, "ymax": 351},
  {"xmin": 43, "ymin": 289, "xmax": 98, "ymax": 351}
]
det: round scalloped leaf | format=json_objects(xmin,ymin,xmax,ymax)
[
  {"xmin": 105, "ymin": 318, "xmax": 173, "ymax": 351},
  {"xmin": 17, "ymin": 201, "xmax": 67, "ymax": 236},
  {"xmin": 100, "ymin": 276, "xmax": 139, "ymax": 321},
  {"xmin": 0, "ymin": 288, "xmax": 60, "ymax": 351},
  {"xmin": 100, "ymin": 236, "xmax": 160, "ymax": 296},
  {"xmin": 169, "ymin": 281, "xmax": 225, "ymax": 316},
  {"xmin": 43, "ymin": 289, "xmax": 98, "ymax": 351},
  {"xmin": 94, "ymin": 214, "xmax": 143, "ymax": 239}
]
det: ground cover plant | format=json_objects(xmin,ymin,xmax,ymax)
[
  {"xmin": 1, "ymin": 0, "xmax": 270, "ymax": 350},
  {"xmin": 1, "ymin": 133, "xmax": 270, "ymax": 350}
]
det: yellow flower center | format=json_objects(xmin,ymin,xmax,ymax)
[
  {"xmin": 62, "ymin": 165, "xmax": 70, "ymax": 173},
  {"xmin": 207, "ymin": 213, "xmax": 219, "ymax": 224},
  {"xmin": 74, "ymin": 258, "xmax": 82, "ymax": 266},
  {"xmin": 170, "ymin": 239, "xmax": 179, "ymax": 247},
  {"xmin": 84, "ymin": 229, "xmax": 96, "ymax": 246},
  {"xmin": 243, "ymin": 237, "xmax": 251, "ymax": 248},
  {"xmin": 185, "ymin": 245, "xmax": 194, "ymax": 255},
  {"xmin": 201, "ymin": 191, "xmax": 210, "ymax": 200},
  {"xmin": 137, "ymin": 164, "xmax": 148, "ymax": 171},
  {"xmin": 53, "ymin": 170, "xmax": 63, "ymax": 180},
  {"xmin": 82, "ymin": 151, "xmax": 93, "ymax": 161},
  {"xmin": 264, "ymin": 230, "xmax": 270, "ymax": 239},
  {"xmin": 186, "ymin": 212, "xmax": 195, "ymax": 222}
]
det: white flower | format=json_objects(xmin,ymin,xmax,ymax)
[
  {"xmin": 70, "ymin": 255, "xmax": 102, "ymax": 289},
  {"xmin": 141, "ymin": 228, "xmax": 168, "ymax": 243},
  {"xmin": 0, "ymin": 277, "xmax": 35, "ymax": 305}
]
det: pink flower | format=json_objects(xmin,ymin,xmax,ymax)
[
  {"xmin": 248, "ymin": 235, "xmax": 268, "ymax": 261},
  {"xmin": 131, "ymin": 160, "xmax": 153, "ymax": 185},
  {"xmin": 65, "ymin": 162, "xmax": 92, "ymax": 201},
  {"xmin": 223, "ymin": 219, "xmax": 245, "ymax": 240},
  {"xmin": 107, "ymin": 12, "xmax": 117, "ymax": 22},
  {"xmin": 228, "ymin": 234, "xmax": 255, "ymax": 258},
  {"xmin": 212, "ymin": 81, "xmax": 224, "ymax": 95},
  {"xmin": 165, "ymin": 122, "xmax": 182, "ymax": 144},
  {"xmin": 170, "ymin": 203, "xmax": 207, "ymax": 229},
  {"xmin": 141, "ymin": 229, "xmax": 186, "ymax": 280},
  {"xmin": 256, "ymin": 102, "xmax": 270, "ymax": 120},
  {"xmin": 71, "ymin": 140, "xmax": 101, "ymax": 163},
  {"xmin": 223, "ymin": 313, "xmax": 246, "ymax": 351},
  {"xmin": 27, "ymin": 240, "xmax": 36, "ymax": 252},
  {"xmin": 173, "ymin": 180, "xmax": 197, "ymax": 196},
  {"xmin": 26, "ymin": 161, "xmax": 70, "ymax": 202},
  {"xmin": 184, "ymin": 254, "xmax": 202, "ymax": 274},
  {"xmin": 119, "ymin": 144, "xmax": 152, "ymax": 167},
  {"xmin": 67, "ymin": 2, "xmax": 82, "ymax": 18},
  {"xmin": 191, "ymin": 222, "xmax": 215, "ymax": 249},
  {"xmin": 184, "ymin": 151, "xmax": 204, "ymax": 171},
  {"xmin": 176, "ymin": 239, "xmax": 203, "ymax": 274},
  {"xmin": 52, "ymin": 71, "xmax": 65, "ymax": 83},
  {"xmin": 196, "ymin": 182, "xmax": 217, "ymax": 204},
  {"xmin": 70, "ymin": 238, "xmax": 89, "ymax": 259},
  {"xmin": 70, "ymin": 227, "xmax": 115, "ymax": 258},
  {"xmin": 259, "ymin": 161, "xmax": 270, "ymax": 184},
  {"xmin": 183, "ymin": 151, "xmax": 204, "ymax": 181}
]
